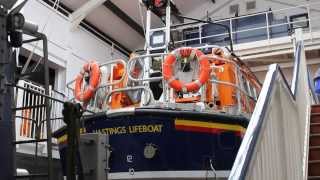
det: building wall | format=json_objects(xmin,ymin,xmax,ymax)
[
  {"xmin": 186, "ymin": 0, "xmax": 319, "ymax": 20},
  {"xmin": 22, "ymin": 0, "xmax": 128, "ymax": 93},
  {"xmin": 253, "ymin": 60, "xmax": 320, "ymax": 85},
  {"xmin": 183, "ymin": 0, "xmax": 320, "ymax": 88}
]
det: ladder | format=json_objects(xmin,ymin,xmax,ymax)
[{"xmin": 308, "ymin": 105, "xmax": 320, "ymax": 179}]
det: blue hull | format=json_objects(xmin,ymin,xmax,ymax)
[{"xmin": 54, "ymin": 108, "xmax": 248, "ymax": 175}]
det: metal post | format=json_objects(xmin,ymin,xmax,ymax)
[
  {"xmin": 307, "ymin": 6, "xmax": 313, "ymax": 42},
  {"xmin": 175, "ymin": 15, "xmax": 234, "ymax": 52},
  {"xmin": 0, "ymin": 5, "xmax": 15, "ymax": 180},
  {"xmin": 165, "ymin": 2, "xmax": 171, "ymax": 52},
  {"xmin": 266, "ymin": 12, "xmax": 270, "ymax": 41},
  {"xmin": 42, "ymin": 33, "xmax": 54, "ymax": 180},
  {"xmin": 199, "ymin": 25, "xmax": 202, "ymax": 44},
  {"xmin": 145, "ymin": 10, "xmax": 151, "ymax": 51},
  {"xmin": 23, "ymin": 30, "xmax": 54, "ymax": 180},
  {"xmin": 229, "ymin": 19, "xmax": 234, "ymax": 47},
  {"xmin": 235, "ymin": 68, "xmax": 242, "ymax": 115}
]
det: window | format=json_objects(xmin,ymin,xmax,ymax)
[
  {"xmin": 18, "ymin": 54, "xmax": 56, "ymax": 88},
  {"xmin": 246, "ymin": 1, "xmax": 256, "ymax": 11},
  {"xmin": 229, "ymin": 4, "xmax": 239, "ymax": 15}
]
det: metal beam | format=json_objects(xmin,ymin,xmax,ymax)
[
  {"xmin": 0, "ymin": 4, "xmax": 15, "ymax": 180},
  {"xmin": 103, "ymin": 0, "xmax": 144, "ymax": 37},
  {"xmin": 69, "ymin": 0, "xmax": 107, "ymax": 29}
]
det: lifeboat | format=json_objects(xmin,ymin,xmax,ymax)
[{"xmin": 55, "ymin": 2, "xmax": 263, "ymax": 178}]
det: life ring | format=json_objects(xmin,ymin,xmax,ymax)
[
  {"xmin": 163, "ymin": 47, "xmax": 211, "ymax": 93},
  {"xmin": 74, "ymin": 61, "xmax": 101, "ymax": 102}
]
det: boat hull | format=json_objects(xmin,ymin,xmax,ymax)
[{"xmin": 53, "ymin": 108, "xmax": 248, "ymax": 179}]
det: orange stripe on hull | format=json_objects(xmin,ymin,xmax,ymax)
[
  {"xmin": 175, "ymin": 124, "xmax": 244, "ymax": 137},
  {"xmin": 174, "ymin": 119, "xmax": 246, "ymax": 136},
  {"xmin": 175, "ymin": 124, "xmax": 222, "ymax": 134}
]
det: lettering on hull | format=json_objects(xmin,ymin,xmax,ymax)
[{"xmin": 93, "ymin": 124, "xmax": 163, "ymax": 135}]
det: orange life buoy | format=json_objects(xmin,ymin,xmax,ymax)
[
  {"xmin": 74, "ymin": 61, "xmax": 101, "ymax": 102},
  {"xmin": 163, "ymin": 47, "xmax": 211, "ymax": 93}
]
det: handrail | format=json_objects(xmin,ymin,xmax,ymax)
[
  {"xmin": 171, "ymin": 1, "xmax": 320, "ymax": 31},
  {"xmin": 127, "ymin": 53, "xmax": 167, "ymax": 82},
  {"xmin": 291, "ymin": 42, "xmax": 302, "ymax": 96},
  {"xmin": 174, "ymin": 18, "xmax": 317, "ymax": 45},
  {"xmin": 125, "ymin": 51, "xmax": 257, "ymax": 114},
  {"xmin": 307, "ymin": 67, "xmax": 319, "ymax": 104},
  {"xmin": 99, "ymin": 59, "xmax": 127, "ymax": 87},
  {"xmin": 172, "ymin": 2, "xmax": 320, "ymax": 47},
  {"xmin": 229, "ymin": 33, "xmax": 311, "ymax": 179},
  {"xmin": 103, "ymin": 86, "xmax": 155, "ymax": 109},
  {"xmin": 204, "ymin": 54, "xmax": 258, "ymax": 114},
  {"xmin": 66, "ymin": 59, "xmax": 127, "ymax": 101},
  {"xmin": 210, "ymin": 79, "xmax": 255, "ymax": 101},
  {"xmin": 67, "ymin": 59, "xmax": 127, "ymax": 90},
  {"xmin": 15, "ymin": 80, "xmax": 66, "ymax": 142}
]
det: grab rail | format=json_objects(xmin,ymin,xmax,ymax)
[
  {"xmin": 103, "ymin": 86, "xmax": 155, "ymax": 109},
  {"xmin": 66, "ymin": 59, "xmax": 127, "ymax": 100},
  {"xmin": 307, "ymin": 67, "xmax": 319, "ymax": 104},
  {"xmin": 172, "ymin": 2, "xmax": 320, "ymax": 47},
  {"xmin": 124, "ymin": 49, "xmax": 259, "ymax": 113},
  {"xmin": 204, "ymin": 54, "xmax": 258, "ymax": 114},
  {"xmin": 14, "ymin": 80, "xmax": 66, "ymax": 148},
  {"xmin": 127, "ymin": 53, "xmax": 167, "ymax": 82},
  {"xmin": 99, "ymin": 59, "xmax": 127, "ymax": 87}
]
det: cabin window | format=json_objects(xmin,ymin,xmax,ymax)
[
  {"xmin": 229, "ymin": 4, "xmax": 239, "ymax": 15},
  {"xmin": 18, "ymin": 55, "xmax": 56, "ymax": 88},
  {"xmin": 246, "ymin": 1, "xmax": 256, "ymax": 11},
  {"xmin": 183, "ymin": 27, "xmax": 200, "ymax": 46}
]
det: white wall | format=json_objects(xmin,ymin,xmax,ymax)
[
  {"xmin": 21, "ymin": 0, "xmax": 128, "ymax": 93},
  {"xmin": 253, "ymin": 59, "xmax": 320, "ymax": 84},
  {"xmin": 186, "ymin": 0, "xmax": 320, "ymax": 20}
]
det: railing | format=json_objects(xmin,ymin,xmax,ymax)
[
  {"xmin": 50, "ymin": 89, "xmax": 66, "ymax": 133},
  {"xmin": 307, "ymin": 67, "xmax": 319, "ymax": 104},
  {"xmin": 103, "ymin": 86, "xmax": 155, "ymax": 109},
  {"xmin": 172, "ymin": 2, "xmax": 320, "ymax": 47},
  {"xmin": 127, "ymin": 47, "xmax": 259, "ymax": 115},
  {"xmin": 229, "ymin": 30, "xmax": 311, "ymax": 179},
  {"xmin": 66, "ymin": 59, "xmax": 127, "ymax": 99},
  {"xmin": 66, "ymin": 59, "xmax": 128, "ymax": 111},
  {"xmin": 15, "ymin": 80, "xmax": 65, "ymax": 143},
  {"xmin": 204, "ymin": 54, "xmax": 258, "ymax": 114}
]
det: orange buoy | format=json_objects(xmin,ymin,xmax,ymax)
[
  {"xmin": 74, "ymin": 61, "xmax": 101, "ymax": 102},
  {"xmin": 163, "ymin": 47, "xmax": 211, "ymax": 93}
]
